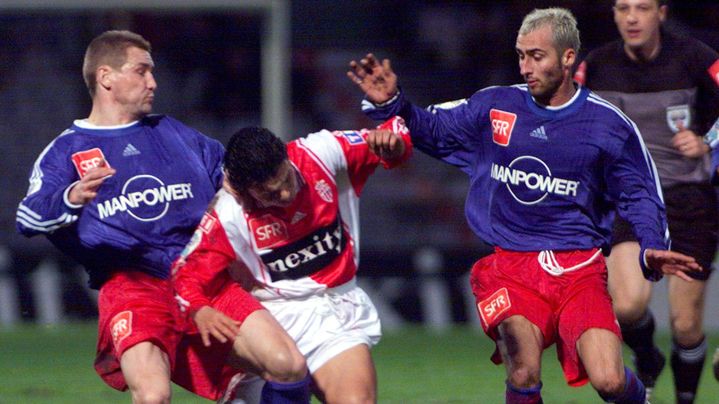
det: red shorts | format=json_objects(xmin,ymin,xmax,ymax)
[
  {"xmin": 173, "ymin": 282, "xmax": 264, "ymax": 400},
  {"xmin": 470, "ymin": 248, "xmax": 621, "ymax": 387},
  {"xmin": 94, "ymin": 271, "xmax": 264, "ymax": 400}
]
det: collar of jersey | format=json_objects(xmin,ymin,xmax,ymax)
[
  {"xmin": 72, "ymin": 118, "xmax": 143, "ymax": 135},
  {"xmin": 522, "ymin": 84, "xmax": 588, "ymax": 119}
]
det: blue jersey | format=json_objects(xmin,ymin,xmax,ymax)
[
  {"xmin": 363, "ymin": 85, "xmax": 669, "ymax": 263},
  {"xmin": 16, "ymin": 115, "xmax": 224, "ymax": 288}
]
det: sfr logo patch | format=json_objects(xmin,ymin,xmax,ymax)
[
  {"xmin": 250, "ymin": 214, "xmax": 289, "ymax": 249},
  {"xmin": 478, "ymin": 287, "xmax": 512, "ymax": 327},
  {"xmin": 490, "ymin": 109, "xmax": 517, "ymax": 147},
  {"xmin": 110, "ymin": 310, "xmax": 132, "ymax": 348},
  {"xmin": 71, "ymin": 148, "xmax": 110, "ymax": 178}
]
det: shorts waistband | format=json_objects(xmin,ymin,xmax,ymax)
[{"xmin": 325, "ymin": 278, "xmax": 357, "ymax": 295}]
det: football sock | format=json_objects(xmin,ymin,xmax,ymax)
[
  {"xmin": 505, "ymin": 381, "xmax": 543, "ymax": 404},
  {"xmin": 598, "ymin": 367, "xmax": 645, "ymax": 404},
  {"xmin": 671, "ymin": 336, "xmax": 706, "ymax": 404},
  {"xmin": 620, "ymin": 310, "xmax": 657, "ymax": 361},
  {"xmin": 259, "ymin": 373, "xmax": 311, "ymax": 404}
]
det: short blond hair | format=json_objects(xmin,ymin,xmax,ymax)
[{"xmin": 519, "ymin": 8, "xmax": 581, "ymax": 57}]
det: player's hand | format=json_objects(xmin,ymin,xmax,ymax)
[
  {"xmin": 367, "ymin": 129, "xmax": 405, "ymax": 160},
  {"xmin": 672, "ymin": 123, "xmax": 708, "ymax": 159},
  {"xmin": 68, "ymin": 160, "xmax": 116, "ymax": 205},
  {"xmin": 192, "ymin": 306, "xmax": 241, "ymax": 347},
  {"xmin": 645, "ymin": 249, "xmax": 702, "ymax": 282},
  {"xmin": 347, "ymin": 53, "xmax": 398, "ymax": 104}
]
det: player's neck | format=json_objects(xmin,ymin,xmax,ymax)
[
  {"xmin": 543, "ymin": 80, "xmax": 577, "ymax": 108},
  {"xmin": 624, "ymin": 37, "xmax": 661, "ymax": 63},
  {"xmin": 87, "ymin": 103, "xmax": 142, "ymax": 126},
  {"xmin": 87, "ymin": 95, "xmax": 145, "ymax": 126}
]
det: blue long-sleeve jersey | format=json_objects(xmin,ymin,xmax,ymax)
[
  {"xmin": 363, "ymin": 85, "xmax": 669, "ymax": 274},
  {"xmin": 16, "ymin": 115, "xmax": 224, "ymax": 289}
]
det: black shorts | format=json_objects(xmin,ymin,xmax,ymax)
[{"xmin": 611, "ymin": 182, "xmax": 718, "ymax": 280}]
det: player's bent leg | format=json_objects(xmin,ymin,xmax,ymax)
[
  {"xmin": 496, "ymin": 315, "xmax": 544, "ymax": 403},
  {"xmin": 228, "ymin": 309, "xmax": 310, "ymax": 404},
  {"xmin": 497, "ymin": 315, "xmax": 544, "ymax": 387},
  {"xmin": 606, "ymin": 242, "xmax": 652, "ymax": 324},
  {"xmin": 311, "ymin": 344, "xmax": 376, "ymax": 404},
  {"xmin": 577, "ymin": 328, "xmax": 645, "ymax": 403},
  {"xmin": 607, "ymin": 241, "xmax": 663, "ymax": 398},
  {"xmin": 577, "ymin": 328, "xmax": 625, "ymax": 394},
  {"xmin": 230, "ymin": 309, "xmax": 307, "ymax": 382},
  {"xmin": 668, "ymin": 276, "xmax": 708, "ymax": 404},
  {"xmin": 120, "ymin": 341, "xmax": 172, "ymax": 404}
]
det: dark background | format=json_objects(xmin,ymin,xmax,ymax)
[{"xmin": 2, "ymin": 0, "xmax": 718, "ymax": 321}]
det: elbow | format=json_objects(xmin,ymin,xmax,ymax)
[{"xmin": 15, "ymin": 218, "xmax": 37, "ymax": 237}]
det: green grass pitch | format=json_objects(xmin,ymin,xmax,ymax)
[{"xmin": 1, "ymin": 323, "xmax": 717, "ymax": 403}]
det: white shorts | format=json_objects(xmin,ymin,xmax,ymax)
[{"xmin": 260, "ymin": 279, "xmax": 382, "ymax": 373}]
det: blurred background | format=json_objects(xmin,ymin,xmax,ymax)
[{"xmin": 1, "ymin": 0, "xmax": 719, "ymax": 330}]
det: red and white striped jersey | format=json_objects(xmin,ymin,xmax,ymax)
[{"xmin": 173, "ymin": 121, "xmax": 411, "ymax": 309}]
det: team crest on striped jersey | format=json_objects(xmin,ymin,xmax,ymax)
[{"xmin": 314, "ymin": 179, "xmax": 333, "ymax": 203}]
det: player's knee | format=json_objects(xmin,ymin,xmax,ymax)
[
  {"xmin": 670, "ymin": 315, "xmax": 702, "ymax": 344},
  {"xmin": 129, "ymin": 386, "xmax": 171, "ymax": 404},
  {"xmin": 507, "ymin": 366, "xmax": 541, "ymax": 388},
  {"xmin": 612, "ymin": 301, "xmax": 646, "ymax": 324},
  {"xmin": 264, "ymin": 348, "xmax": 308, "ymax": 382},
  {"xmin": 589, "ymin": 369, "xmax": 624, "ymax": 397}
]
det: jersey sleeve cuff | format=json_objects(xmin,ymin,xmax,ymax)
[
  {"xmin": 639, "ymin": 246, "xmax": 663, "ymax": 282},
  {"xmin": 63, "ymin": 181, "xmax": 85, "ymax": 210},
  {"xmin": 361, "ymin": 89, "xmax": 404, "ymax": 121},
  {"xmin": 373, "ymin": 91, "xmax": 400, "ymax": 107}
]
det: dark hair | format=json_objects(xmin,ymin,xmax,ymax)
[
  {"xmin": 615, "ymin": 0, "xmax": 669, "ymax": 6},
  {"xmin": 83, "ymin": 30, "xmax": 151, "ymax": 97},
  {"xmin": 224, "ymin": 126, "xmax": 288, "ymax": 193}
]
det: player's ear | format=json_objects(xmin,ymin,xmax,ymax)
[
  {"xmin": 658, "ymin": 4, "xmax": 668, "ymax": 23},
  {"xmin": 562, "ymin": 48, "xmax": 576, "ymax": 70},
  {"xmin": 97, "ymin": 65, "xmax": 113, "ymax": 91}
]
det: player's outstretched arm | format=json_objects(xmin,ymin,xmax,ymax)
[
  {"xmin": 347, "ymin": 53, "xmax": 398, "ymax": 104},
  {"xmin": 645, "ymin": 249, "xmax": 703, "ymax": 282}
]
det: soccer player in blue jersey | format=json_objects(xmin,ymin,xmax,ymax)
[
  {"xmin": 16, "ymin": 30, "xmax": 310, "ymax": 404},
  {"xmin": 348, "ymin": 7, "xmax": 701, "ymax": 404}
]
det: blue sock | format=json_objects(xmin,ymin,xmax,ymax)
[
  {"xmin": 506, "ymin": 381, "xmax": 543, "ymax": 404},
  {"xmin": 259, "ymin": 373, "xmax": 311, "ymax": 404},
  {"xmin": 599, "ymin": 366, "xmax": 645, "ymax": 404}
]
